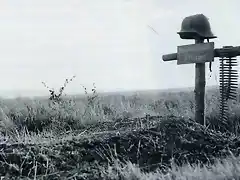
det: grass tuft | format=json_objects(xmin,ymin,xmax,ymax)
[{"xmin": 0, "ymin": 79, "xmax": 240, "ymax": 179}]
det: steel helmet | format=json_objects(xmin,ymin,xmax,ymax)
[{"xmin": 177, "ymin": 14, "xmax": 217, "ymax": 40}]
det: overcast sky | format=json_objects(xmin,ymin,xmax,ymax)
[{"xmin": 0, "ymin": 0, "xmax": 239, "ymax": 97}]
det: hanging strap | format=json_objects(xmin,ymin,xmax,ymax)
[{"xmin": 207, "ymin": 38, "xmax": 212, "ymax": 73}]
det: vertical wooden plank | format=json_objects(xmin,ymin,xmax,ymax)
[{"xmin": 194, "ymin": 39, "xmax": 206, "ymax": 126}]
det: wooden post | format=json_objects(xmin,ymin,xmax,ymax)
[
  {"xmin": 161, "ymin": 14, "xmax": 240, "ymax": 126},
  {"xmin": 194, "ymin": 39, "xmax": 205, "ymax": 126},
  {"xmin": 162, "ymin": 44, "xmax": 240, "ymax": 126}
]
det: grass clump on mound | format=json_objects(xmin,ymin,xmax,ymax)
[
  {"xmin": 0, "ymin": 116, "xmax": 240, "ymax": 179},
  {"xmin": 1, "ymin": 78, "xmax": 240, "ymax": 179}
]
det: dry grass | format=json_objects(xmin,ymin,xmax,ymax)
[
  {"xmin": 0, "ymin": 83, "xmax": 240, "ymax": 179},
  {"xmin": 101, "ymin": 154, "xmax": 240, "ymax": 180}
]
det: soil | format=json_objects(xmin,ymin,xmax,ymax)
[{"xmin": 0, "ymin": 115, "xmax": 240, "ymax": 179}]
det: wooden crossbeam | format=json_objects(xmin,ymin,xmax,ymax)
[{"xmin": 163, "ymin": 46, "xmax": 240, "ymax": 62}]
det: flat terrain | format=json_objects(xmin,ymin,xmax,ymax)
[{"xmin": 0, "ymin": 86, "xmax": 240, "ymax": 179}]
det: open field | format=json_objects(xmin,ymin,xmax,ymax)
[{"xmin": 0, "ymin": 86, "xmax": 240, "ymax": 179}]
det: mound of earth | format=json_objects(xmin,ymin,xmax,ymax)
[{"xmin": 0, "ymin": 115, "xmax": 240, "ymax": 179}]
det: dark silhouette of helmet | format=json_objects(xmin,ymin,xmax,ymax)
[{"xmin": 177, "ymin": 14, "xmax": 217, "ymax": 40}]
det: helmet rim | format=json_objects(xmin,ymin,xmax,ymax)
[{"xmin": 177, "ymin": 14, "xmax": 217, "ymax": 40}]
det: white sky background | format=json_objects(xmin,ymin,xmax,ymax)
[{"xmin": 0, "ymin": 0, "xmax": 239, "ymax": 97}]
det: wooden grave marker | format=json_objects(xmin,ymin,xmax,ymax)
[{"xmin": 162, "ymin": 14, "xmax": 240, "ymax": 126}]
